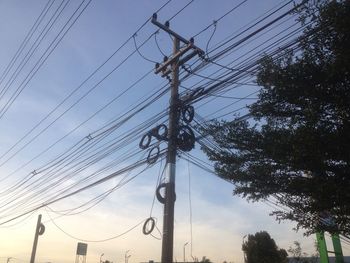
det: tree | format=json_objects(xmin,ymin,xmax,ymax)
[
  {"xmin": 199, "ymin": 256, "xmax": 212, "ymax": 263},
  {"xmin": 288, "ymin": 241, "xmax": 318, "ymax": 263},
  {"xmin": 201, "ymin": 0, "xmax": 350, "ymax": 235},
  {"xmin": 288, "ymin": 241, "xmax": 306, "ymax": 263},
  {"xmin": 242, "ymin": 231, "xmax": 288, "ymax": 263}
]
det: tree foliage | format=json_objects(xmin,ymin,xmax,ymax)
[
  {"xmin": 288, "ymin": 241, "xmax": 318, "ymax": 263},
  {"xmin": 202, "ymin": 0, "xmax": 350, "ymax": 235},
  {"xmin": 242, "ymin": 231, "xmax": 288, "ymax": 263},
  {"xmin": 194, "ymin": 256, "xmax": 212, "ymax": 263}
]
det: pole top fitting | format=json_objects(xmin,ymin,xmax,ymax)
[
  {"xmin": 165, "ymin": 21, "xmax": 170, "ymax": 28},
  {"xmin": 152, "ymin": 13, "xmax": 157, "ymax": 20}
]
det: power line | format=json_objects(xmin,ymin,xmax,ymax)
[
  {"xmin": 0, "ymin": 0, "xmax": 69, "ymax": 101},
  {"xmin": 193, "ymin": 0, "xmax": 249, "ymax": 38},
  {"xmin": 0, "ymin": 0, "xmax": 54, "ymax": 88},
  {"xmin": 0, "ymin": 152, "xmax": 167, "ymax": 225},
  {"xmin": 0, "ymin": 32, "xmax": 157, "ymax": 169},
  {"xmin": 0, "ymin": 0, "xmax": 175, "ymax": 172},
  {"xmin": 0, "ymin": 0, "xmax": 92, "ymax": 119},
  {"xmin": 45, "ymin": 208, "xmax": 147, "ymax": 242}
]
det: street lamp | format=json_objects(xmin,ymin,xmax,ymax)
[
  {"xmin": 125, "ymin": 250, "xmax": 131, "ymax": 263},
  {"xmin": 183, "ymin": 242, "xmax": 189, "ymax": 262},
  {"xmin": 100, "ymin": 253, "xmax": 104, "ymax": 263},
  {"xmin": 242, "ymin": 235, "xmax": 247, "ymax": 263}
]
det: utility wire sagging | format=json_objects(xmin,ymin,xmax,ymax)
[{"xmin": 0, "ymin": 1, "xmax": 328, "ymax": 248}]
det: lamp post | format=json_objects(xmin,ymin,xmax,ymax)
[
  {"xmin": 183, "ymin": 242, "xmax": 189, "ymax": 262},
  {"xmin": 242, "ymin": 235, "xmax": 247, "ymax": 263},
  {"xmin": 100, "ymin": 253, "xmax": 104, "ymax": 263},
  {"xmin": 124, "ymin": 250, "xmax": 131, "ymax": 263}
]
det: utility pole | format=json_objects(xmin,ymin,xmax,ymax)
[
  {"xmin": 124, "ymin": 250, "xmax": 131, "ymax": 263},
  {"xmin": 30, "ymin": 214, "xmax": 45, "ymax": 263},
  {"xmin": 150, "ymin": 13, "xmax": 204, "ymax": 263},
  {"xmin": 183, "ymin": 242, "xmax": 189, "ymax": 263}
]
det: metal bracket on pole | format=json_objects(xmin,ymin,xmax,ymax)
[
  {"xmin": 151, "ymin": 13, "xmax": 204, "ymax": 76},
  {"xmin": 155, "ymin": 43, "xmax": 194, "ymax": 74}
]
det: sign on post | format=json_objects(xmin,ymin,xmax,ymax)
[{"xmin": 76, "ymin": 242, "xmax": 88, "ymax": 256}]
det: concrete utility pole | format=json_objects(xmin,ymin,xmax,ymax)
[
  {"xmin": 151, "ymin": 13, "xmax": 203, "ymax": 263},
  {"xmin": 30, "ymin": 214, "xmax": 45, "ymax": 263}
]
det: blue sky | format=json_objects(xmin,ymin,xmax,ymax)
[{"xmin": 0, "ymin": 1, "xmax": 348, "ymax": 263}]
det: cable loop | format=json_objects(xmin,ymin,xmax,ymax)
[
  {"xmin": 156, "ymin": 183, "xmax": 166, "ymax": 204},
  {"xmin": 147, "ymin": 146, "xmax": 160, "ymax": 164},
  {"xmin": 139, "ymin": 133, "xmax": 152, "ymax": 149},
  {"xmin": 151, "ymin": 124, "xmax": 168, "ymax": 141},
  {"xmin": 156, "ymin": 183, "xmax": 176, "ymax": 204},
  {"xmin": 177, "ymin": 125, "xmax": 195, "ymax": 151},
  {"xmin": 182, "ymin": 105, "xmax": 194, "ymax": 124},
  {"xmin": 143, "ymin": 217, "xmax": 156, "ymax": 235},
  {"xmin": 38, "ymin": 223, "xmax": 45, "ymax": 235}
]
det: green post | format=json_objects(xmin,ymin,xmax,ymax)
[
  {"xmin": 331, "ymin": 233, "xmax": 344, "ymax": 263},
  {"xmin": 316, "ymin": 231, "xmax": 329, "ymax": 263}
]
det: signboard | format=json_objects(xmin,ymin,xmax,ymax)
[{"xmin": 76, "ymin": 242, "xmax": 88, "ymax": 256}]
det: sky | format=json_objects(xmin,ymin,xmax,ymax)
[{"xmin": 0, "ymin": 1, "xmax": 349, "ymax": 263}]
